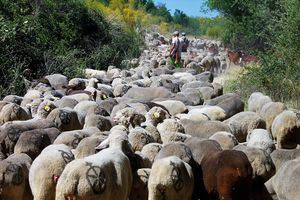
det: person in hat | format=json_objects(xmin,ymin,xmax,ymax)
[
  {"xmin": 181, "ymin": 32, "xmax": 189, "ymax": 52},
  {"xmin": 169, "ymin": 31, "xmax": 183, "ymax": 67}
]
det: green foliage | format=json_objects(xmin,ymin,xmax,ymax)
[
  {"xmin": 199, "ymin": 17, "xmax": 225, "ymax": 38},
  {"xmin": 173, "ymin": 9, "xmax": 188, "ymax": 26},
  {"xmin": 152, "ymin": 3, "xmax": 173, "ymax": 22},
  {"xmin": 0, "ymin": 0, "xmax": 142, "ymax": 97},
  {"xmin": 212, "ymin": 0, "xmax": 300, "ymax": 108}
]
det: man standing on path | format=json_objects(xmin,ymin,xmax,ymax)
[
  {"xmin": 181, "ymin": 32, "xmax": 189, "ymax": 53},
  {"xmin": 169, "ymin": 31, "xmax": 183, "ymax": 67}
]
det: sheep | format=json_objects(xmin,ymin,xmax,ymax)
[
  {"xmin": 125, "ymin": 102, "xmax": 150, "ymax": 115},
  {"xmin": 160, "ymin": 131, "xmax": 192, "ymax": 144},
  {"xmin": 209, "ymin": 131, "xmax": 239, "ymax": 150},
  {"xmin": 85, "ymin": 68, "xmax": 107, "ymax": 79},
  {"xmin": 111, "ymin": 77, "xmax": 127, "ymax": 88},
  {"xmin": 113, "ymin": 84, "xmax": 132, "ymax": 97},
  {"xmin": 83, "ymin": 114, "xmax": 113, "ymax": 131},
  {"xmin": 155, "ymin": 142, "xmax": 195, "ymax": 168},
  {"xmin": 55, "ymin": 96, "xmax": 78, "ymax": 109},
  {"xmin": 128, "ymin": 127, "xmax": 155, "ymax": 152},
  {"xmin": 204, "ymin": 93, "xmax": 244, "ymax": 119},
  {"xmin": 0, "ymin": 101, "xmax": 10, "ymax": 112},
  {"xmin": 113, "ymin": 107, "xmax": 146, "ymax": 130},
  {"xmin": 0, "ymin": 103, "xmax": 31, "ymax": 125},
  {"xmin": 29, "ymin": 144, "xmax": 74, "ymax": 200},
  {"xmin": 270, "ymin": 148, "xmax": 300, "ymax": 171},
  {"xmin": 110, "ymin": 124, "xmax": 129, "ymax": 133},
  {"xmin": 143, "ymin": 124, "xmax": 162, "ymax": 143},
  {"xmin": 33, "ymin": 83, "xmax": 53, "ymax": 94},
  {"xmin": 212, "ymin": 82, "xmax": 223, "ymax": 97},
  {"xmin": 0, "ymin": 153, "xmax": 32, "ymax": 200},
  {"xmin": 160, "ymin": 77, "xmax": 181, "ymax": 93},
  {"xmin": 35, "ymin": 100, "xmax": 57, "ymax": 119},
  {"xmin": 153, "ymin": 100, "xmax": 187, "ymax": 116},
  {"xmin": 0, "ymin": 119, "xmax": 56, "ymax": 156},
  {"xmin": 194, "ymin": 71, "xmax": 213, "ymax": 83},
  {"xmin": 233, "ymin": 145, "xmax": 275, "ymax": 182},
  {"xmin": 144, "ymin": 106, "xmax": 170, "ymax": 127},
  {"xmin": 29, "ymin": 98, "xmax": 43, "ymax": 118},
  {"xmin": 157, "ymin": 119, "xmax": 185, "ymax": 135},
  {"xmin": 197, "ymin": 87, "xmax": 215, "ymax": 101},
  {"xmin": 2, "ymin": 95, "xmax": 23, "ymax": 105},
  {"xmin": 185, "ymin": 111, "xmax": 210, "ymax": 122},
  {"xmin": 56, "ymin": 132, "xmax": 132, "ymax": 200},
  {"xmin": 186, "ymin": 61, "xmax": 203, "ymax": 73},
  {"xmin": 130, "ymin": 168, "xmax": 151, "ymax": 200},
  {"xmin": 141, "ymin": 143, "xmax": 163, "ymax": 164},
  {"xmin": 265, "ymin": 157, "xmax": 300, "ymax": 200},
  {"xmin": 248, "ymin": 92, "xmax": 272, "ymax": 113},
  {"xmin": 271, "ymin": 110, "xmax": 300, "ymax": 149},
  {"xmin": 246, "ymin": 129, "xmax": 275, "ymax": 154},
  {"xmin": 53, "ymin": 127, "xmax": 99, "ymax": 149},
  {"xmin": 67, "ymin": 93, "xmax": 93, "ymax": 102},
  {"xmin": 148, "ymin": 156, "xmax": 194, "ymax": 200},
  {"xmin": 184, "ymin": 137, "xmax": 222, "ymax": 165},
  {"xmin": 224, "ymin": 111, "xmax": 266, "ymax": 142},
  {"xmin": 68, "ymin": 78, "xmax": 87, "ymax": 90},
  {"xmin": 74, "ymin": 134, "xmax": 108, "ymax": 159},
  {"xmin": 181, "ymin": 81, "xmax": 212, "ymax": 91},
  {"xmin": 20, "ymin": 90, "xmax": 43, "ymax": 107},
  {"xmin": 123, "ymin": 87, "xmax": 173, "ymax": 102},
  {"xmin": 46, "ymin": 107, "xmax": 82, "ymax": 131},
  {"xmin": 188, "ymin": 105, "xmax": 227, "ymax": 121},
  {"xmin": 14, "ymin": 128, "xmax": 52, "ymax": 160},
  {"xmin": 200, "ymin": 150, "xmax": 254, "ymax": 200},
  {"xmin": 177, "ymin": 88, "xmax": 204, "ymax": 106},
  {"xmin": 73, "ymin": 100, "xmax": 100, "ymax": 123},
  {"xmin": 180, "ymin": 119, "xmax": 231, "ymax": 138},
  {"xmin": 45, "ymin": 74, "xmax": 68, "ymax": 90},
  {"xmin": 259, "ymin": 102, "xmax": 286, "ymax": 131},
  {"xmin": 200, "ymin": 55, "xmax": 216, "ymax": 72}
]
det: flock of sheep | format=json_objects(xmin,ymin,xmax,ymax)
[{"xmin": 0, "ymin": 31, "xmax": 299, "ymax": 200}]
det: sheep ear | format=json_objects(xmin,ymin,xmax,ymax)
[
  {"xmin": 95, "ymin": 138, "xmax": 109, "ymax": 151},
  {"xmin": 137, "ymin": 168, "xmax": 151, "ymax": 184}
]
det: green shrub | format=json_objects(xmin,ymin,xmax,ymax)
[
  {"xmin": 210, "ymin": 0, "xmax": 300, "ymax": 108},
  {"xmin": 206, "ymin": 26, "xmax": 223, "ymax": 39},
  {"xmin": 0, "ymin": 0, "xmax": 142, "ymax": 98}
]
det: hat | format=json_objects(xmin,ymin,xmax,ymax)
[
  {"xmin": 182, "ymin": 32, "xmax": 186, "ymax": 36},
  {"xmin": 173, "ymin": 31, "xmax": 179, "ymax": 36}
]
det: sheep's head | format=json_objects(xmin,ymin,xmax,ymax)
[
  {"xmin": 114, "ymin": 107, "xmax": 143, "ymax": 129},
  {"xmin": 95, "ymin": 131, "xmax": 132, "ymax": 154},
  {"xmin": 38, "ymin": 101, "xmax": 57, "ymax": 118},
  {"xmin": 148, "ymin": 107, "xmax": 169, "ymax": 126},
  {"xmin": 0, "ymin": 162, "xmax": 23, "ymax": 186}
]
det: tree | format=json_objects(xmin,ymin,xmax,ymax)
[{"xmin": 173, "ymin": 9, "xmax": 189, "ymax": 26}]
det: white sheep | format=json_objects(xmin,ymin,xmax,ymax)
[
  {"xmin": 148, "ymin": 156, "xmax": 194, "ymax": 200},
  {"xmin": 247, "ymin": 129, "xmax": 275, "ymax": 154},
  {"xmin": 209, "ymin": 131, "xmax": 239, "ymax": 149},
  {"xmin": 56, "ymin": 131, "xmax": 132, "ymax": 200},
  {"xmin": 141, "ymin": 143, "xmax": 163, "ymax": 165},
  {"xmin": 188, "ymin": 105, "xmax": 227, "ymax": 121},
  {"xmin": 248, "ymin": 92, "xmax": 272, "ymax": 113},
  {"xmin": 53, "ymin": 127, "xmax": 100, "ymax": 149},
  {"xmin": 29, "ymin": 144, "xmax": 74, "ymax": 200},
  {"xmin": 129, "ymin": 127, "xmax": 155, "ymax": 152}
]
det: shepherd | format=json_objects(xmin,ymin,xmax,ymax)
[{"xmin": 169, "ymin": 31, "xmax": 183, "ymax": 67}]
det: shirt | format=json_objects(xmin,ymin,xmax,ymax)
[{"xmin": 171, "ymin": 37, "xmax": 184, "ymax": 56}]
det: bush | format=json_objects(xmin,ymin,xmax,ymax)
[
  {"xmin": 0, "ymin": 0, "xmax": 142, "ymax": 97},
  {"xmin": 206, "ymin": 26, "xmax": 223, "ymax": 39},
  {"xmin": 210, "ymin": 0, "xmax": 300, "ymax": 108}
]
